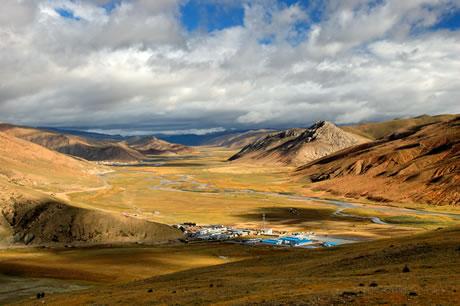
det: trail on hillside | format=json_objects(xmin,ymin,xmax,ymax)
[{"xmin": 54, "ymin": 171, "xmax": 113, "ymax": 202}]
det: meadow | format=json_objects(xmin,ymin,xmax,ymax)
[
  {"xmin": 65, "ymin": 147, "xmax": 460, "ymax": 238},
  {"xmin": 10, "ymin": 227, "xmax": 460, "ymax": 305},
  {"xmin": 2, "ymin": 147, "xmax": 459, "ymax": 304}
]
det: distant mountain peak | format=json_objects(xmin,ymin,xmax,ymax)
[{"xmin": 229, "ymin": 121, "xmax": 369, "ymax": 165}]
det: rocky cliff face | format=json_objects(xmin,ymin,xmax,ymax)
[{"xmin": 229, "ymin": 121, "xmax": 369, "ymax": 166}]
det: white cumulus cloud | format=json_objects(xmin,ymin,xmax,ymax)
[{"xmin": 0, "ymin": 0, "xmax": 459, "ymax": 133}]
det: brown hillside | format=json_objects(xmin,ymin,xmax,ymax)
[
  {"xmin": 0, "ymin": 124, "xmax": 145, "ymax": 162},
  {"xmin": 206, "ymin": 129, "xmax": 275, "ymax": 149},
  {"xmin": 2, "ymin": 199, "xmax": 182, "ymax": 246},
  {"xmin": 229, "ymin": 121, "xmax": 369, "ymax": 166},
  {"xmin": 0, "ymin": 131, "xmax": 102, "ymax": 192},
  {"xmin": 296, "ymin": 117, "xmax": 460, "ymax": 206},
  {"xmin": 0, "ymin": 132, "xmax": 181, "ymax": 246},
  {"xmin": 342, "ymin": 114, "xmax": 456, "ymax": 140},
  {"xmin": 125, "ymin": 136, "xmax": 194, "ymax": 155}
]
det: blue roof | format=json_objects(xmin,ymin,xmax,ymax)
[
  {"xmin": 261, "ymin": 239, "xmax": 280, "ymax": 245},
  {"xmin": 280, "ymin": 236, "xmax": 299, "ymax": 241},
  {"xmin": 280, "ymin": 237, "xmax": 312, "ymax": 243}
]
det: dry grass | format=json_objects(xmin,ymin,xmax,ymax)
[
  {"xmin": 2, "ymin": 145, "xmax": 459, "ymax": 305},
  {"xmin": 341, "ymin": 114, "xmax": 457, "ymax": 140},
  {"xmin": 61, "ymin": 147, "xmax": 459, "ymax": 239},
  {"xmin": 0, "ymin": 243, "xmax": 274, "ymax": 304},
  {"xmin": 0, "ymin": 243, "xmax": 269, "ymax": 283},
  {"xmin": 0, "ymin": 132, "xmax": 103, "ymax": 194},
  {"xmin": 13, "ymin": 227, "xmax": 460, "ymax": 305}
]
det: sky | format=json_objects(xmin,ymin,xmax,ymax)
[{"xmin": 1, "ymin": 0, "xmax": 460, "ymax": 135}]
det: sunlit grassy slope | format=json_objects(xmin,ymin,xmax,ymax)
[
  {"xmin": 16, "ymin": 227, "xmax": 460, "ymax": 305},
  {"xmin": 0, "ymin": 131, "xmax": 103, "ymax": 193},
  {"xmin": 342, "ymin": 114, "xmax": 456, "ymax": 140},
  {"xmin": 0, "ymin": 243, "xmax": 274, "ymax": 304}
]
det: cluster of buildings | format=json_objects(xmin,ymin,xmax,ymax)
[
  {"xmin": 174, "ymin": 223, "xmax": 275, "ymax": 240},
  {"xmin": 174, "ymin": 223, "xmax": 338, "ymax": 248}
]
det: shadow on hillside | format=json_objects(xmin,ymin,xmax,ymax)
[
  {"xmin": 156, "ymin": 163, "xmax": 206, "ymax": 168},
  {"xmin": 119, "ymin": 162, "xmax": 205, "ymax": 168},
  {"xmin": 235, "ymin": 207, "xmax": 367, "ymax": 226}
]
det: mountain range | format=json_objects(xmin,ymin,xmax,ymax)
[
  {"xmin": 296, "ymin": 116, "xmax": 460, "ymax": 206},
  {"xmin": 0, "ymin": 124, "xmax": 192, "ymax": 162}
]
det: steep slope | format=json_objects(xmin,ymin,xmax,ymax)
[
  {"xmin": 2, "ymin": 199, "xmax": 182, "ymax": 246},
  {"xmin": 229, "ymin": 121, "xmax": 369, "ymax": 166},
  {"xmin": 296, "ymin": 117, "xmax": 460, "ymax": 206},
  {"xmin": 0, "ymin": 132, "xmax": 181, "ymax": 246},
  {"xmin": 342, "ymin": 114, "xmax": 456, "ymax": 140},
  {"xmin": 0, "ymin": 131, "xmax": 102, "ymax": 192},
  {"xmin": 0, "ymin": 124, "xmax": 145, "ymax": 162},
  {"xmin": 206, "ymin": 129, "xmax": 275, "ymax": 149},
  {"xmin": 28, "ymin": 227, "xmax": 460, "ymax": 305},
  {"xmin": 125, "ymin": 136, "xmax": 194, "ymax": 155}
]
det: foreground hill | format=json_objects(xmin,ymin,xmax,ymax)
[
  {"xmin": 0, "ymin": 124, "xmax": 145, "ymax": 162},
  {"xmin": 25, "ymin": 227, "xmax": 460, "ymax": 305},
  {"xmin": 206, "ymin": 129, "xmax": 275, "ymax": 149},
  {"xmin": 296, "ymin": 117, "xmax": 460, "ymax": 206},
  {"xmin": 2, "ymin": 199, "xmax": 182, "ymax": 246},
  {"xmin": 229, "ymin": 121, "xmax": 369, "ymax": 166},
  {"xmin": 125, "ymin": 136, "xmax": 194, "ymax": 155},
  {"xmin": 0, "ymin": 132, "xmax": 181, "ymax": 246},
  {"xmin": 342, "ymin": 114, "xmax": 456, "ymax": 140}
]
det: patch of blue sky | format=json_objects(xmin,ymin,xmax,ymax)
[
  {"xmin": 101, "ymin": 0, "xmax": 122, "ymax": 13},
  {"xmin": 362, "ymin": 0, "xmax": 386, "ymax": 12},
  {"xmin": 289, "ymin": 21, "xmax": 310, "ymax": 46},
  {"xmin": 431, "ymin": 8, "xmax": 460, "ymax": 31},
  {"xmin": 258, "ymin": 34, "xmax": 276, "ymax": 45},
  {"xmin": 180, "ymin": 0, "xmax": 245, "ymax": 32},
  {"xmin": 409, "ymin": 5, "xmax": 460, "ymax": 36},
  {"xmin": 279, "ymin": 0, "xmax": 324, "ymax": 23},
  {"xmin": 179, "ymin": 0, "xmax": 318, "ymax": 34},
  {"xmin": 55, "ymin": 7, "xmax": 81, "ymax": 21}
]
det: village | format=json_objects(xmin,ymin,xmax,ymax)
[{"xmin": 173, "ymin": 223, "xmax": 339, "ymax": 248}]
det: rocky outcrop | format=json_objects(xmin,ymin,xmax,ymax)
[{"xmin": 229, "ymin": 121, "xmax": 369, "ymax": 166}]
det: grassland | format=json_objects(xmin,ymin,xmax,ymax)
[
  {"xmin": 61, "ymin": 147, "xmax": 459, "ymax": 239},
  {"xmin": 11, "ymin": 227, "xmax": 460, "ymax": 305},
  {"xmin": 0, "ymin": 243, "xmax": 275, "ymax": 304},
  {"xmin": 2, "ymin": 146, "xmax": 460, "ymax": 305}
]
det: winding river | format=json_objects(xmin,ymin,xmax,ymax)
[{"xmin": 124, "ymin": 168, "xmax": 460, "ymax": 224}]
